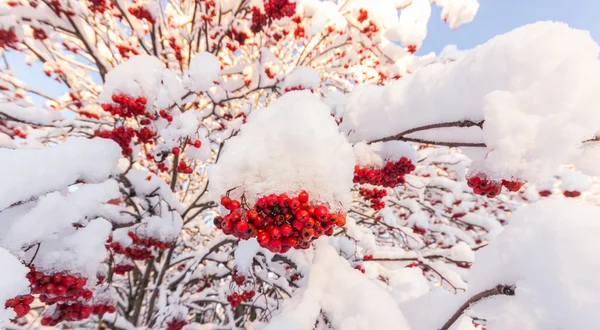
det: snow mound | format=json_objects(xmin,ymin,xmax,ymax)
[
  {"xmin": 283, "ymin": 66, "xmax": 321, "ymax": 91},
  {"xmin": 341, "ymin": 21, "xmax": 600, "ymax": 183},
  {"xmin": 184, "ymin": 52, "xmax": 221, "ymax": 92},
  {"xmin": 467, "ymin": 199, "xmax": 600, "ymax": 329},
  {"xmin": 0, "ymin": 248, "xmax": 29, "ymax": 326},
  {"xmin": 209, "ymin": 91, "xmax": 355, "ymax": 209}
]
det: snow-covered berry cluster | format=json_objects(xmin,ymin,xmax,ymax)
[
  {"xmin": 353, "ymin": 157, "xmax": 416, "ymax": 187},
  {"xmin": 5, "ymin": 294, "xmax": 34, "ymax": 318},
  {"xmin": 359, "ymin": 187, "xmax": 387, "ymax": 210},
  {"xmin": 166, "ymin": 318, "xmax": 188, "ymax": 330},
  {"xmin": 467, "ymin": 175, "xmax": 525, "ymax": 198},
  {"xmin": 264, "ymin": 0, "xmax": 296, "ymax": 20},
  {"xmin": 40, "ymin": 300, "xmax": 114, "ymax": 326},
  {"xmin": 215, "ymin": 191, "xmax": 346, "ymax": 253},
  {"xmin": 94, "ymin": 126, "xmax": 136, "ymax": 156},
  {"xmin": 226, "ymin": 270, "xmax": 256, "ymax": 308},
  {"xmin": 0, "ymin": 28, "xmax": 18, "ymax": 49},
  {"xmin": 112, "ymin": 263, "xmax": 134, "ymax": 275},
  {"xmin": 250, "ymin": 7, "xmax": 267, "ymax": 33},
  {"xmin": 128, "ymin": 5, "xmax": 155, "ymax": 24},
  {"xmin": 27, "ymin": 267, "xmax": 92, "ymax": 304},
  {"xmin": 108, "ymin": 232, "xmax": 174, "ymax": 261},
  {"xmin": 102, "ymin": 94, "xmax": 148, "ymax": 118}
]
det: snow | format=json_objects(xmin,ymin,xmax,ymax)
[
  {"xmin": 0, "ymin": 247, "xmax": 29, "ymax": 326},
  {"xmin": 353, "ymin": 141, "xmax": 418, "ymax": 167},
  {"xmin": 184, "ymin": 52, "xmax": 221, "ymax": 93},
  {"xmin": 341, "ymin": 22, "xmax": 600, "ymax": 183},
  {"xmin": 465, "ymin": 199, "xmax": 600, "ymax": 329},
  {"xmin": 434, "ymin": 0, "xmax": 479, "ymax": 29},
  {"xmin": 0, "ymin": 103, "xmax": 61, "ymax": 125},
  {"xmin": 263, "ymin": 240, "xmax": 411, "ymax": 330},
  {"xmin": 385, "ymin": 0, "xmax": 431, "ymax": 49},
  {"xmin": 282, "ymin": 66, "xmax": 320, "ymax": 91},
  {"xmin": 209, "ymin": 91, "xmax": 355, "ymax": 209},
  {"xmin": 136, "ymin": 213, "xmax": 183, "ymax": 242},
  {"xmin": 0, "ymin": 137, "xmax": 121, "ymax": 211}
]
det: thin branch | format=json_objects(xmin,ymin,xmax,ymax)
[{"xmin": 439, "ymin": 284, "xmax": 516, "ymax": 330}]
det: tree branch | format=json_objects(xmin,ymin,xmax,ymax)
[{"xmin": 439, "ymin": 284, "xmax": 516, "ymax": 330}]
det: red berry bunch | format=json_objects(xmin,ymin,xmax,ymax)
[
  {"xmin": 136, "ymin": 127, "xmax": 157, "ymax": 144},
  {"xmin": 113, "ymin": 264, "xmax": 134, "ymax": 275},
  {"xmin": 110, "ymin": 243, "xmax": 153, "ymax": 260},
  {"xmin": 116, "ymin": 43, "xmax": 140, "ymax": 58},
  {"xmin": 563, "ymin": 190, "xmax": 581, "ymax": 198},
  {"xmin": 40, "ymin": 300, "xmax": 113, "ymax": 326},
  {"xmin": 226, "ymin": 290, "xmax": 255, "ymax": 308},
  {"xmin": 168, "ymin": 37, "xmax": 183, "ymax": 61},
  {"xmin": 357, "ymin": 8, "xmax": 369, "ymax": 23},
  {"xmin": 358, "ymin": 187, "xmax": 387, "ymax": 210},
  {"xmin": 27, "ymin": 267, "xmax": 92, "ymax": 305},
  {"xmin": 250, "ymin": 7, "xmax": 267, "ymax": 33},
  {"xmin": 284, "ymin": 86, "xmax": 313, "ymax": 93},
  {"xmin": 159, "ymin": 109, "xmax": 173, "ymax": 122},
  {"xmin": 78, "ymin": 110, "xmax": 100, "ymax": 119},
  {"xmin": 467, "ymin": 175, "xmax": 525, "ymax": 198},
  {"xmin": 5, "ymin": 294, "xmax": 34, "ymax": 318},
  {"xmin": 94, "ymin": 126, "xmax": 136, "ymax": 156},
  {"xmin": 216, "ymin": 191, "xmax": 346, "ymax": 253},
  {"xmin": 166, "ymin": 319, "xmax": 188, "ymax": 330},
  {"xmin": 177, "ymin": 160, "xmax": 193, "ymax": 174},
  {"xmin": 353, "ymin": 157, "xmax": 416, "ymax": 187},
  {"xmin": 102, "ymin": 94, "xmax": 147, "ymax": 118},
  {"xmin": 355, "ymin": 265, "xmax": 366, "ymax": 273},
  {"xmin": 0, "ymin": 28, "xmax": 18, "ymax": 49},
  {"xmin": 88, "ymin": 0, "xmax": 112, "ymax": 13},
  {"xmin": 128, "ymin": 231, "xmax": 174, "ymax": 250},
  {"xmin": 407, "ymin": 45, "xmax": 418, "ymax": 54},
  {"xmin": 128, "ymin": 6, "xmax": 155, "ymax": 24},
  {"xmin": 264, "ymin": 0, "xmax": 296, "ymax": 20},
  {"xmin": 31, "ymin": 27, "xmax": 47, "ymax": 40},
  {"xmin": 363, "ymin": 255, "xmax": 373, "ymax": 261}
]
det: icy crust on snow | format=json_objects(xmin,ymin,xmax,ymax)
[
  {"xmin": 98, "ymin": 55, "xmax": 185, "ymax": 109},
  {"xmin": 0, "ymin": 103, "xmax": 62, "ymax": 125},
  {"xmin": 341, "ymin": 22, "xmax": 600, "ymax": 183},
  {"xmin": 208, "ymin": 91, "xmax": 355, "ymax": 209},
  {"xmin": 0, "ymin": 247, "xmax": 29, "ymax": 326},
  {"xmin": 183, "ymin": 52, "xmax": 221, "ymax": 93},
  {"xmin": 263, "ymin": 240, "xmax": 411, "ymax": 330},
  {"xmin": 353, "ymin": 141, "xmax": 418, "ymax": 167},
  {"xmin": 0, "ymin": 137, "xmax": 121, "ymax": 210}
]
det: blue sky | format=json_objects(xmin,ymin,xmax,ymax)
[{"xmin": 6, "ymin": 0, "xmax": 600, "ymax": 103}]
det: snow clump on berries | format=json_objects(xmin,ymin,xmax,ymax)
[
  {"xmin": 208, "ymin": 91, "xmax": 355, "ymax": 209},
  {"xmin": 0, "ymin": 248, "xmax": 29, "ymax": 325}
]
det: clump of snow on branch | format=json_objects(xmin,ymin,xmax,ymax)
[
  {"xmin": 263, "ymin": 240, "xmax": 411, "ymax": 330},
  {"xmin": 183, "ymin": 52, "xmax": 221, "ymax": 93},
  {"xmin": 353, "ymin": 141, "xmax": 418, "ymax": 167},
  {"xmin": 341, "ymin": 21, "xmax": 600, "ymax": 183},
  {"xmin": 385, "ymin": 0, "xmax": 431, "ymax": 49},
  {"xmin": 98, "ymin": 55, "xmax": 184, "ymax": 109},
  {"xmin": 0, "ymin": 138, "xmax": 121, "ymax": 210},
  {"xmin": 283, "ymin": 66, "xmax": 320, "ymax": 91},
  {"xmin": 434, "ymin": 0, "xmax": 480, "ymax": 29},
  {"xmin": 0, "ymin": 248, "xmax": 29, "ymax": 326},
  {"xmin": 465, "ymin": 199, "xmax": 600, "ymax": 329},
  {"xmin": 209, "ymin": 91, "xmax": 355, "ymax": 209},
  {"xmin": 0, "ymin": 103, "xmax": 62, "ymax": 125}
]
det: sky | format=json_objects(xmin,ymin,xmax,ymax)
[{"xmin": 6, "ymin": 0, "xmax": 600, "ymax": 103}]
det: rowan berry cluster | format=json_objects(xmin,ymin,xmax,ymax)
[
  {"xmin": 166, "ymin": 319, "xmax": 188, "ymax": 330},
  {"xmin": 128, "ymin": 231, "xmax": 173, "ymax": 250},
  {"xmin": 31, "ymin": 27, "xmax": 47, "ymax": 40},
  {"xmin": 0, "ymin": 29, "xmax": 18, "ymax": 49},
  {"xmin": 27, "ymin": 267, "xmax": 92, "ymax": 304},
  {"xmin": 113, "ymin": 264, "xmax": 134, "ymax": 275},
  {"xmin": 116, "ymin": 43, "xmax": 140, "ymax": 58},
  {"xmin": 88, "ymin": 0, "xmax": 111, "ymax": 14},
  {"xmin": 128, "ymin": 6, "xmax": 155, "ymax": 24},
  {"xmin": 264, "ymin": 0, "xmax": 296, "ymax": 20},
  {"xmin": 5, "ymin": 294, "xmax": 34, "ymax": 318},
  {"xmin": 78, "ymin": 110, "xmax": 100, "ymax": 119},
  {"xmin": 467, "ymin": 175, "xmax": 524, "ymax": 198},
  {"xmin": 40, "ymin": 301, "xmax": 114, "ymax": 326},
  {"xmin": 227, "ymin": 290, "xmax": 255, "ymax": 308},
  {"xmin": 94, "ymin": 126, "xmax": 136, "ymax": 156},
  {"xmin": 359, "ymin": 187, "xmax": 387, "ymax": 210},
  {"xmin": 284, "ymin": 86, "xmax": 312, "ymax": 93},
  {"xmin": 250, "ymin": 7, "xmax": 267, "ymax": 33},
  {"xmin": 215, "ymin": 191, "xmax": 346, "ymax": 253},
  {"xmin": 353, "ymin": 157, "xmax": 416, "ymax": 187},
  {"xmin": 102, "ymin": 94, "xmax": 147, "ymax": 118}
]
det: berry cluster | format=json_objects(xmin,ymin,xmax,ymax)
[
  {"xmin": 102, "ymin": 94, "xmax": 147, "ymax": 118},
  {"xmin": 158, "ymin": 109, "xmax": 174, "ymax": 122},
  {"xmin": 166, "ymin": 319, "xmax": 188, "ymax": 330},
  {"xmin": 563, "ymin": 190, "xmax": 581, "ymax": 198},
  {"xmin": 357, "ymin": 8, "xmax": 368, "ymax": 23},
  {"xmin": 128, "ymin": 231, "xmax": 173, "ymax": 250},
  {"xmin": 78, "ymin": 110, "xmax": 101, "ymax": 119},
  {"xmin": 31, "ymin": 27, "xmax": 47, "ymax": 40},
  {"xmin": 284, "ymin": 86, "xmax": 312, "ymax": 93},
  {"xmin": 89, "ymin": 0, "xmax": 112, "ymax": 13},
  {"xmin": 250, "ymin": 7, "xmax": 267, "ymax": 33},
  {"xmin": 177, "ymin": 160, "xmax": 193, "ymax": 174},
  {"xmin": 116, "ymin": 43, "xmax": 140, "ymax": 58},
  {"xmin": 355, "ymin": 265, "xmax": 365, "ymax": 273},
  {"xmin": 358, "ymin": 187, "xmax": 387, "ymax": 210},
  {"xmin": 27, "ymin": 267, "xmax": 92, "ymax": 304},
  {"xmin": 108, "ymin": 232, "xmax": 173, "ymax": 261},
  {"xmin": 128, "ymin": 6, "xmax": 155, "ymax": 24},
  {"xmin": 226, "ymin": 290, "xmax": 255, "ymax": 308},
  {"xmin": 168, "ymin": 37, "xmax": 183, "ymax": 61},
  {"xmin": 40, "ymin": 301, "xmax": 113, "ymax": 326},
  {"xmin": 264, "ymin": 0, "xmax": 296, "ymax": 20},
  {"xmin": 353, "ymin": 157, "xmax": 416, "ymax": 187},
  {"xmin": 0, "ymin": 29, "xmax": 18, "ymax": 49},
  {"xmin": 5, "ymin": 294, "xmax": 34, "ymax": 318},
  {"xmin": 363, "ymin": 254, "xmax": 373, "ymax": 261},
  {"xmin": 215, "ymin": 191, "xmax": 346, "ymax": 253},
  {"xmin": 113, "ymin": 264, "xmax": 134, "ymax": 275},
  {"xmin": 467, "ymin": 175, "xmax": 525, "ymax": 198},
  {"xmin": 94, "ymin": 126, "xmax": 136, "ymax": 156}
]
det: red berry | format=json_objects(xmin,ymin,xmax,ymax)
[
  {"xmin": 172, "ymin": 147, "xmax": 180, "ymax": 155},
  {"xmin": 235, "ymin": 221, "xmax": 249, "ymax": 233},
  {"xmin": 296, "ymin": 210, "xmax": 309, "ymax": 222},
  {"xmin": 280, "ymin": 223, "xmax": 293, "ymax": 236},
  {"xmin": 193, "ymin": 140, "xmax": 202, "ymax": 148},
  {"xmin": 314, "ymin": 206, "xmax": 328, "ymax": 221},
  {"xmin": 298, "ymin": 190, "xmax": 309, "ymax": 203}
]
